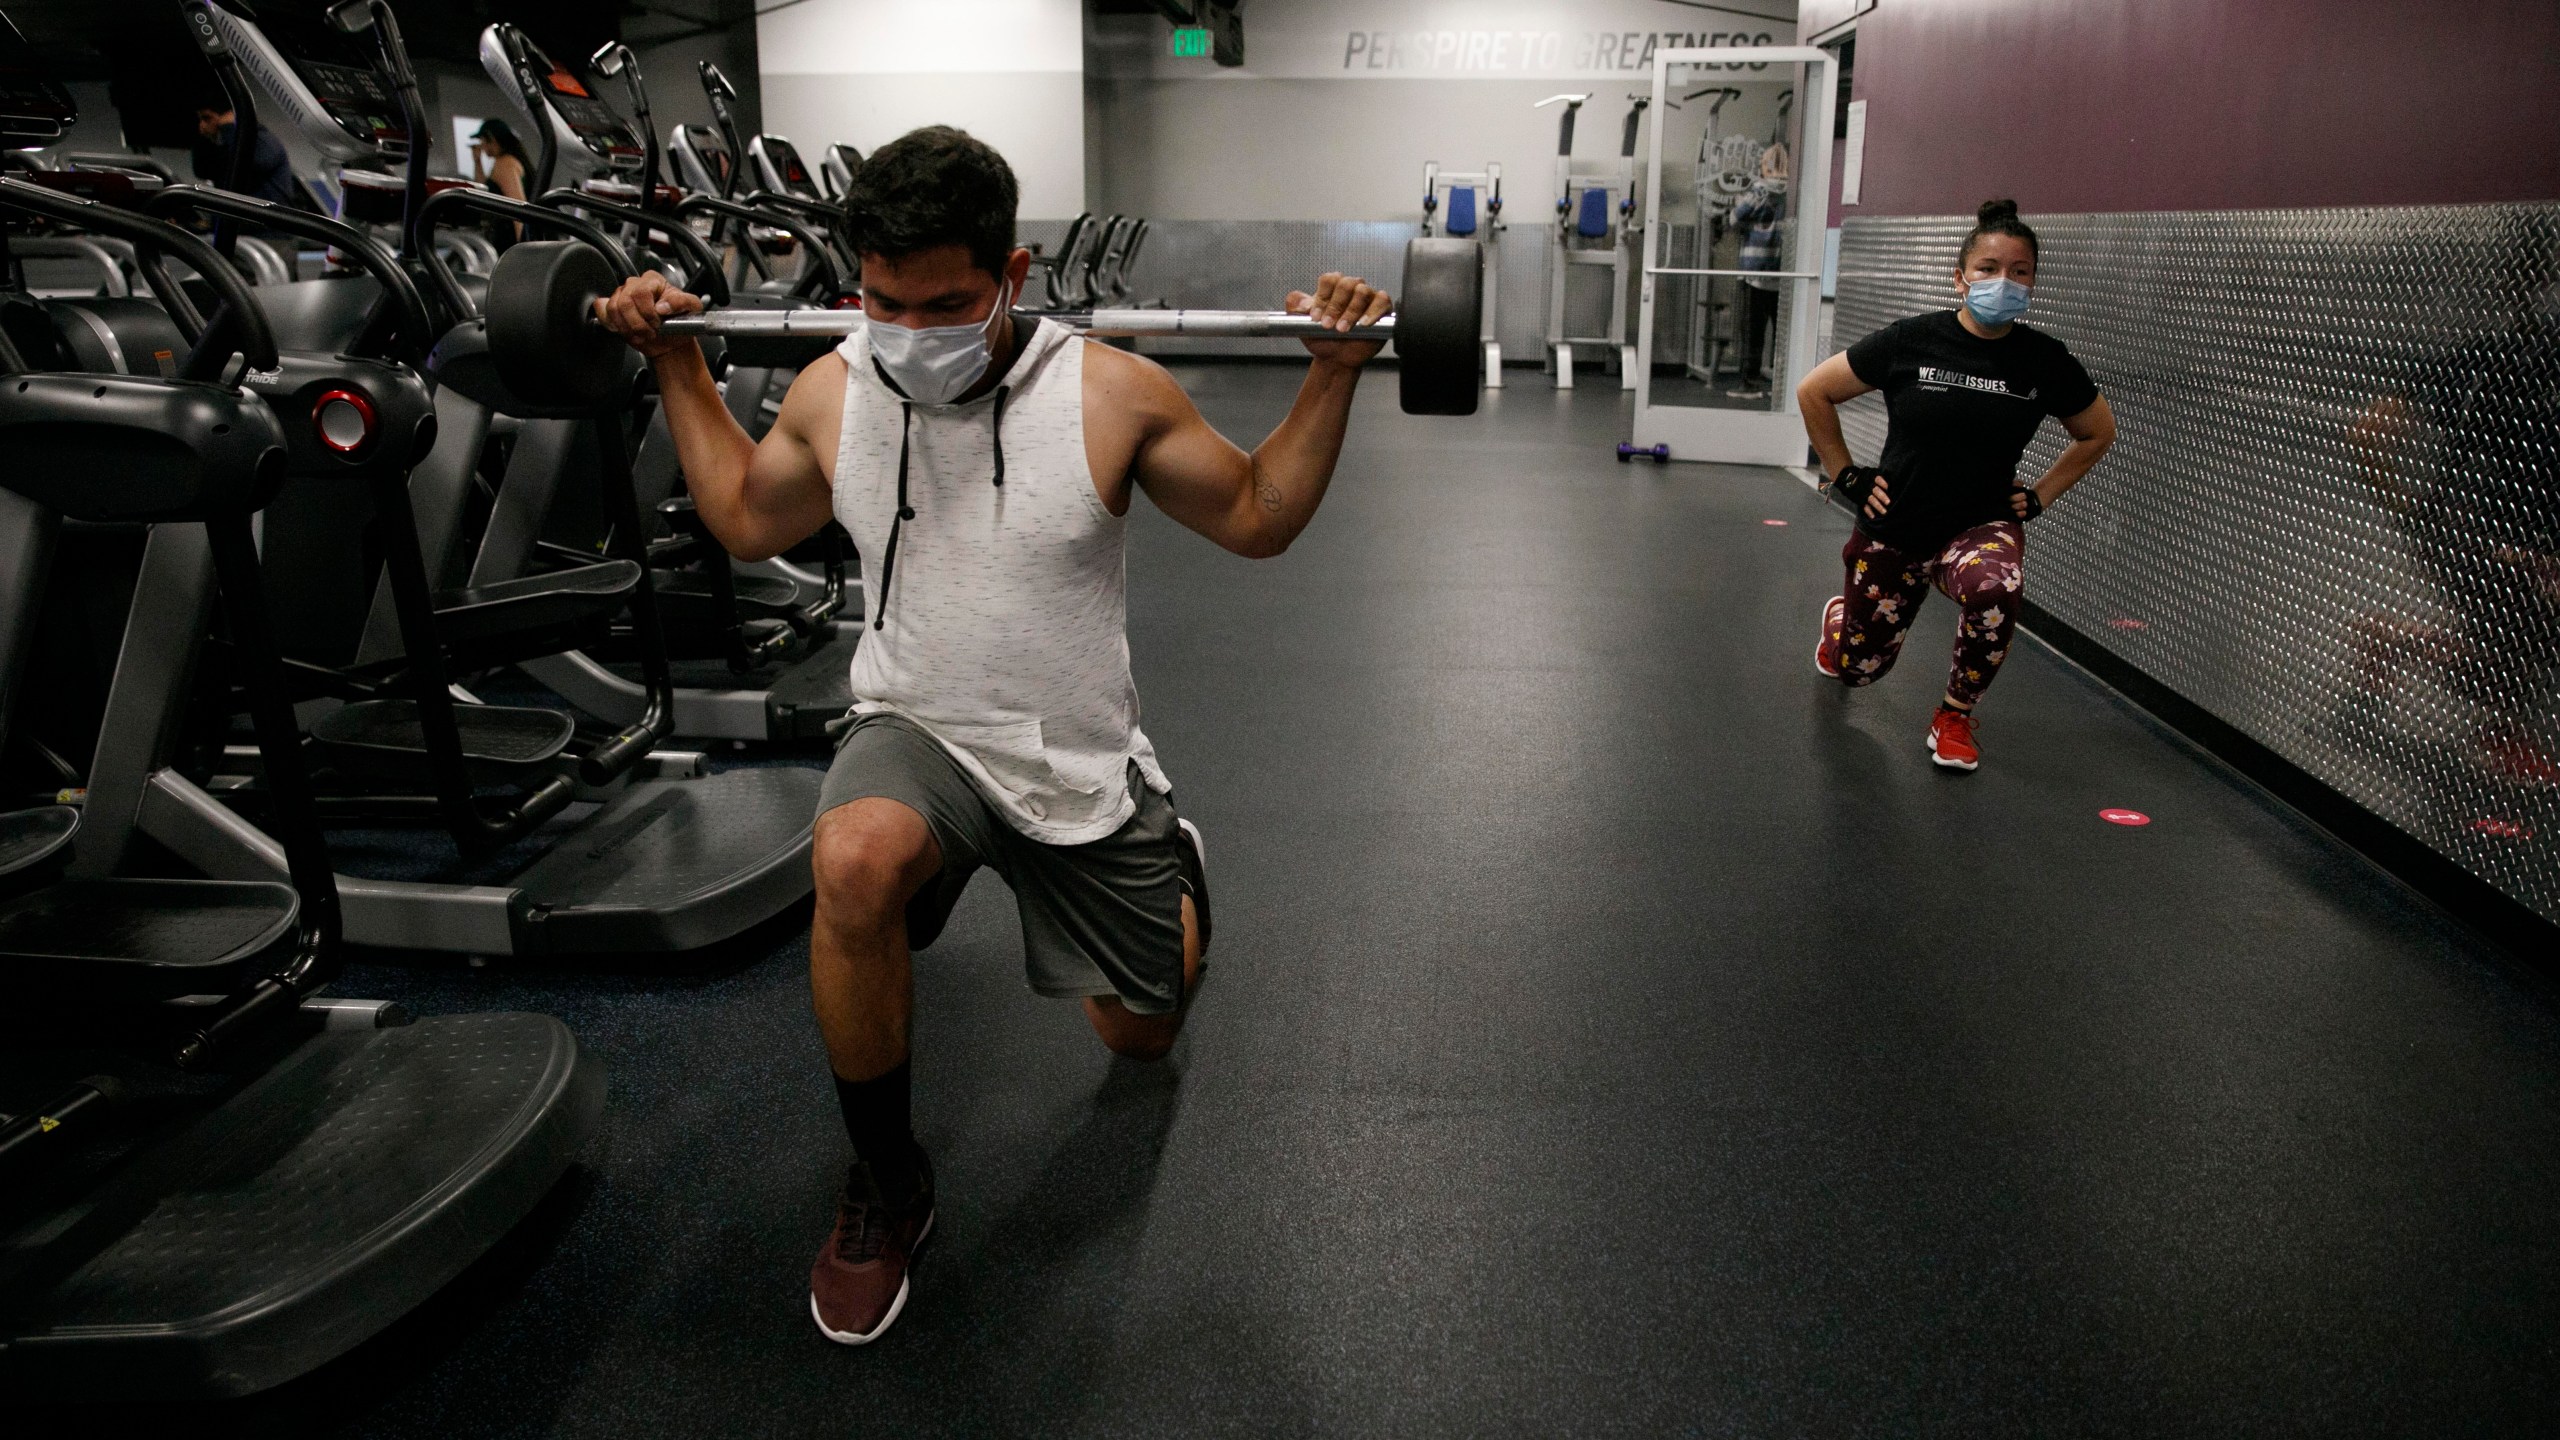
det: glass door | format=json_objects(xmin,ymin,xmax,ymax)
[{"xmin": 1630, "ymin": 46, "xmax": 1836, "ymax": 465}]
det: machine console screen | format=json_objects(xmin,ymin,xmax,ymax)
[
  {"xmin": 536, "ymin": 63, "xmax": 639, "ymax": 165},
  {"xmin": 298, "ymin": 58, "xmax": 405, "ymax": 147},
  {"xmin": 261, "ymin": 18, "xmax": 408, "ymax": 151},
  {"xmin": 560, "ymin": 100, "xmax": 640, "ymax": 161},
  {"xmin": 768, "ymin": 140, "xmax": 817, "ymax": 196}
]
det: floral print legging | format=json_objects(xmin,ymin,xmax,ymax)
[{"xmin": 1830, "ymin": 521, "xmax": 2025, "ymax": 707}]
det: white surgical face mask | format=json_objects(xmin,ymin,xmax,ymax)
[{"xmin": 866, "ymin": 279, "xmax": 1012, "ymax": 405}]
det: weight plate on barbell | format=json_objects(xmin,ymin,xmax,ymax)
[
  {"xmin": 487, "ymin": 239, "xmax": 627, "ymax": 410},
  {"xmin": 1395, "ymin": 237, "xmax": 1482, "ymax": 417}
]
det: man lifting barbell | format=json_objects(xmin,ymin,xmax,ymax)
[{"xmin": 595, "ymin": 125, "xmax": 1392, "ymax": 1347}]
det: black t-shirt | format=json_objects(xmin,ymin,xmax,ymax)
[
  {"xmin": 191, "ymin": 126, "xmax": 312, "ymax": 211},
  {"xmin": 1844, "ymin": 309, "xmax": 2100, "ymax": 553}
]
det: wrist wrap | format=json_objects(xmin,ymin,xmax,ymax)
[{"xmin": 1830, "ymin": 465, "xmax": 1884, "ymax": 505}]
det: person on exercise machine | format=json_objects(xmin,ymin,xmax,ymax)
[
  {"xmin": 595, "ymin": 125, "xmax": 1389, "ymax": 1345},
  {"xmin": 1795, "ymin": 199, "xmax": 2117, "ymax": 771},
  {"xmin": 191, "ymin": 99, "xmax": 315, "ymax": 211}
]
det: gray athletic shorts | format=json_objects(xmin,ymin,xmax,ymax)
[{"xmin": 816, "ymin": 712, "xmax": 1187, "ymax": 1015}]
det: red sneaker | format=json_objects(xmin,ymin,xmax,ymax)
[
  {"xmin": 1815, "ymin": 596, "xmax": 1846, "ymax": 678},
  {"xmin": 1926, "ymin": 706, "xmax": 1980, "ymax": 771},
  {"xmin": 810, "ymin": 1154, "xmax": 935, "ymax": 1345}
]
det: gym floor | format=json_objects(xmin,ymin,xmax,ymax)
[{"xmin": 96, "ymin": 363, "xmax": 2560, "ymax": 1436}]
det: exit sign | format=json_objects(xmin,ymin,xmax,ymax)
[{"xmin": 1170, "ymin": 25, "xmax": 1211, "ymax": 58}]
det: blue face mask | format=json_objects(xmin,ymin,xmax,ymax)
[{"xmin": 1963, "ymin": 276, "xmax": 2032, "ymax": 327}]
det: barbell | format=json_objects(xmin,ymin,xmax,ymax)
[{"xmin": 480, "ymin": 235, "xmax": 1487, "ymax": 416}]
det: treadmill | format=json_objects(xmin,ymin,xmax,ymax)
[
  {"xmin": 0, "ymin": 67, "xmax": 598, "ymax": 1400},
  {"xmin": 114, "ymin": 0, "xmax": 824, "ymax": 959}
]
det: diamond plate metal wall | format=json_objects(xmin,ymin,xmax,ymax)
[{"xmin": 1834, "ymin": 207, "xmax": 2560, "ymax": 924}]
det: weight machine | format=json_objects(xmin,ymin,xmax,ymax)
[
  {"xmin": 1684, "ymin": 86, "xmax": 1743, "ymax": 383},
  {"xmin": 1533, "ymin": 93, "xmax": 1651, "ymax": 390},
  {"xmin": 1419, "ymin": 159, "xmax": 1503, "ymax": 388}
]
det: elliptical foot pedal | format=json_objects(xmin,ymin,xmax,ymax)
[
  {"xmin": 766, "ymin": 634, "xmax": 859, "ymax": 740},
  {"xmin": 0, "ymin": 876, "xmax": 299, "ymax": 1000},
  {"xmin": 653, "ymin": 571, "xmax": 805, "ymax": 611},
  {"xmin": 0, "ymin": 1012, "xmax": 603, "ymax": 1401},
  {"xmin": 312, "ymin": 699, "xmax": 575, "ymax": 783},
  {"xmin": 0, "ymin": 805, "xmax": 80, "ymax": 899}
]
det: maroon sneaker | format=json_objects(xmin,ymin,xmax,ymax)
[{"xmin": 809, "ymin": 1155, "xmax": 935, "ymax": 1345}]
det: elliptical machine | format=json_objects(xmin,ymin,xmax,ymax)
[
  {"xmin": 748, "ymin": 131, "xmax": 824, "ymax": 201},
  {"xmin": 462, "ymin": 28, "xmax": 865, "ymax": 744},
  {"xmin": 665, "ymin": 64, "xmax": 853, "ymax": 296},
  {"xmin": 818, "ymin": 142, "xmax": 863, "ymax": 199},
  {"xmin": 122, "ymin": 0, "xmax": 825, "ymax": 958},
  {"xmin": 0, "ymin": 41, "xmax": 597, "ymax": 1397},
  {"xmin": 479, "ymin": 21, "xmax": 646, "ymax": 197}
]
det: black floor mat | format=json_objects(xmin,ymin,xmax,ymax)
[{"xmin": 111, "ymin": 365, "xmax": 2560, "ymax": 1438}]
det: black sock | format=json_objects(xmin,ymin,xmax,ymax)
[{"xmin": 834, "ymin": 1061, "xmax": 920, "ymax": 1202}]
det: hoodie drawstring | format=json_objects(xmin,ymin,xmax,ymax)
[
  {"xmin": 871, "ymin": 384, "xmax": 1015, "ymax": 631},
  {"xmin": 990, "ymin": 384, "xmax": 1010, "ymax": 488},
  {"xmin": 873, "ymin": 402, "xmax": 914, "ymax": 632}
]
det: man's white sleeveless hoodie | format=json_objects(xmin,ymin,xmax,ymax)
[{"xmin": 830, "ymin": 318, "xmax": 1170, "ymax": 845}]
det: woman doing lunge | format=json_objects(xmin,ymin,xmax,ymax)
[{"xmin": 1795, "ymin": 199, "xmax": 2117, "ymax": 770}]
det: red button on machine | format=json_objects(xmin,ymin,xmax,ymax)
[
  {"xmin": 311, "ymin": 387, "xmax": 376, "ymax": 455},
  {"xmin": 2100, "ymin": 809, "xmax": 2151, "ymax": 826}
]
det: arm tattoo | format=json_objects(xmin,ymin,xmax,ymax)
[{"xmin": 1256, "ymin": 476, "xmax": 1284, "ymax": 512}]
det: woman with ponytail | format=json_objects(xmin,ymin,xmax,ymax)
[
  {"xmin": 469, "ymin": 117, "xmax": 532, "ymax": 201},
  {"xmin": 1794, "ymin": 199, "xmax": 2117, "ymax": 770},
  {"xmin": 469, "ymin": 117, "xmax": 532, "ymax": 247}
]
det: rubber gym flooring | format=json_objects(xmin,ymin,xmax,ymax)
[{"xmin": 72, "ymin": 363, "xmax": 2560, "ymax": 1436}]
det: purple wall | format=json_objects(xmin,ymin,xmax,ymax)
[{"xmin": 1845, "ymin": 0, "xmax": 2560, "ymax": 219}]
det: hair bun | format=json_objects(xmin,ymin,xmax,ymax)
[{"xmin": 1978, "ymin": 198, "xmax": 2021, "ymax": 224}]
